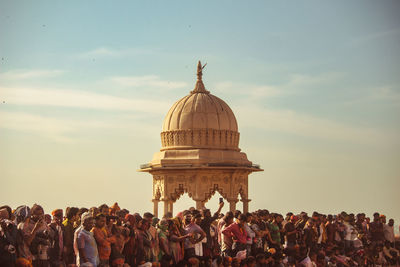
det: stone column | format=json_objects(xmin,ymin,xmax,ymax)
[
  {"xmin": 152, "ymin": 199, "xmax": 159, "ymax": 218},
  {"xmin": 163, "ymin": 200, "xmax": 171, "ymax": 216},
  {"xmin": 240, "ymin": 199, "xmax": 251, "ymax": 213},
  {"xmin": 227, "ymin": 198, "xmax": 238, "ymax": 212},
  {"xmin": 168, "ymin": 201, "xmax": 174, "ymax": 215}
]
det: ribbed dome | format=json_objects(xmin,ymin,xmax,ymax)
[
  {"xmin": 159, "ymin": 61, "xmax": 240, "ymax": 151},
  {"xmin": 162, "ymin": 93, "xmax": 238, "ymax": 132}
]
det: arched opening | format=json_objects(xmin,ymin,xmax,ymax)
[
  {"xmin": 172, "ymin": 192, "xmax": 195, "ymax": 217},
  {"xmin": 204, "ymin": 190, "xmax": 230, "ymax": 215}
]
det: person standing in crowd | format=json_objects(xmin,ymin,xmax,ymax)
[
  {"xmin": 19, "ymin": 204, "xmax": 51, "ymax": 267},
  {"xmin": 369, "ymin": 212, "xmax": 384, "ymax": 247},
  {"xmin": 122, "ymin": 214, "xmax": 136, "ymax": 267},
  {"xmin": 48, "ymin": 209, "xmax": 64, "ymax": 267},
  {"xmin": 76, "ymin": 212, "xmax": 98, "ymax": 267},
  {"xmin": 0, "ymin": 205, "xmax": 18, "ymax": 267},
  {"xmin": 157, "ymin": 219, "xmax": 170, "ymax": 260},
  {"xmin": 222, "ymin": 214, "xmax": 248, "ymax": 257},
  {"xmin": 302, "ymin": 218, "xmax": 316, "ymax": 252},
  {"xmin": 182, "ymin": 211, "xmax": 205, "ymax": 260},
  {"xmin": 284, "ymin": 215, "xmax": 297, "ymax": 249},
  {"xmin": 343, "ymin": 214, "xmax": 356, "ymax": 250},
  {"xmin": 167, "ymin": 218, "xmax": 191, "ymax": 264},
  {"xmin": 92, "ymin": 214, "xmax": 115, "ymax": 267},
  {"xmin": 243, "ymin": 213, "xmax": 255, "ymax": 256},
  {"xmin": 268, "ymin": 214, "xmax": 282, "ymax": 250},
  {"xmin": 217, "ymin": 211, "xmax": 233, "ymax": 248},
  {"xmin": 143, "ymin": 212, "xmax": 159, "ymax": 262},
  {"xmin": 383, "ymin": 218, "xmax": 395, "ymax": 247},
  {"xmin": 325, "ymin": 214, "xmax": 336, "ymax": 245},
  {"xmin": 200, "ymin": 201, "xmax": 224, "ymax": 258},
  {"xmin": 63, "ymin": 207, "xmax": 79, "ymax": 266},
  {"xmin": 135, "ymin": 218, "xmax": 151, "ymax": 265},
  {"xmin": 220, "ymin": 213, "xmax": 234, "ymax": 257}
]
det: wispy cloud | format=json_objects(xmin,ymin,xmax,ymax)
[
  {"xmin": 286, "ymin": 72, "xmax": 342, "ymax": 88},
  {"xmin": 79, "ymin": 47, "xmax": 156, "ymax": 59},
  {"xmin": 0, "ymin": 69, "xmax": 64, "ymax": 80},
  {"xmin": 214, "ymin": 72, "xmax": 342, "ymax": 99},
  {"xmin": 111, "ymin": 75, "xmax": 187, "ymax": 90},
  {"xmin": 0, "ymin": 111, "xmax": 79, "ymax": 143},
  {"xmin": 237, "ymin": 106, "xmax": 399, "ymax": 147},
  {"xmin": 215, "ymin": 81, "xmax": 280, "ymax": 98},
  {"xmin": 344, "ymin": 86, "xmax": 400, "ymax": 106},
  {"xmin": 0, "ymin": 86, "xmax": 171, "ymax": 114},
  {"xmin": 0, "ymin": 111, "xmax": 161, "ymax": 143},
  {"xmin": 349, "ymin": 28, "xmax": 400, "ymax": 46}
]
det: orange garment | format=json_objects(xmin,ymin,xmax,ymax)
[{"xmin": 92, "ymin": 227, "xmax": 116, "ymax": 260}]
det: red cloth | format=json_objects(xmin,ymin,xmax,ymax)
[{"xmin": 221, "ymin": 222, "xmax": 247, "ymax": 244}]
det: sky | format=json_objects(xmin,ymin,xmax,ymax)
[{"xmin": 0, "ymin": 1, "xmax": 399, "ymax": 231}]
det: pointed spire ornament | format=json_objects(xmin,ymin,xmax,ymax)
[{"xmin": 191, "ymin": 60, "xmax": 210, "ymax": 94}]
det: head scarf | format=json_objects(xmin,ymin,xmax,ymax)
[
  {"xmin": 157, "ymin": 219, "xmax": 169, "ymax": 239},
  {"xmin": 13, "ymin": 205, "xmax": 30, "ymax": 224},
  {"xmin": 152, "ymin": 217, "xmax": 160, "ymax": 227},
  {"xmin": 172, "ymin": 216, "xmax": 182, "ymax": 229}
]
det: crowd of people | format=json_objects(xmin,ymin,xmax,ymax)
[{"xmin": 0, "ymin": 202, "xmax": 399, "ymax": 267}]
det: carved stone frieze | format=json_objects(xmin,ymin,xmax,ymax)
[{"xmin": 160, "ymin": 129, "xmax": 240, "ymax": 151}]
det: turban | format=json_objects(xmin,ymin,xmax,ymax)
[{"xmin": 51, "ymin": 209, "xmax": 63, "ymax": 217}]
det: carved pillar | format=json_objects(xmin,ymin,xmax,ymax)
[
  {"xmin": 152, "ymin": 199, "xmax": 159, "ymax": 218},
  {"xmin": 168, "ymin": 201, "xmax": 174, "ymax": 215},
  {"xmin": 240, "ymin": 199, "xmax": 251, "ymax": 213},
  {"xmin": 163, "ymin": 200, "xmax": 172, "ymax": 216},
  {"xmin": 227, "ymin": 198, "xmax": 238, "ymax": 212}
]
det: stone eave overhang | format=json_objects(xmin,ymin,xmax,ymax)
[{"xmin": 137, "ymin": 164, "xmax": 263, "ymax": 173}]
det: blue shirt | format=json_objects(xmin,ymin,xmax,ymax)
[{"xmin": 77, "ymin": 229, "xmax": 99, "ymax": 266}]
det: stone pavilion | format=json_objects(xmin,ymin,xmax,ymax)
[{"xmin": 139, "ymin": 61, "xmax": 263, "ymax": 217}]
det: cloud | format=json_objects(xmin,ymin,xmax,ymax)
[
  {"xmin": 0, "ymin": 111, "xmax": 78, "ymax": 143},
  {"xmin": 215, "ymin": 81, "xmax": 280, "ymax": 98},
  {"xmin": 79, "ymin": 47, "xmax": 156, "ymax": 59},
  {"xmin": 370, "ymin": 86, "xmax": 400, "ymax": 102},
  {"xmin": 214, "ymin": 72, "xmax": 342, "ymax": 99},
  {"xmin": 0, "ymin": 86, "xmax": 171, "ymax": 114},
  {"xmin": 349, "ymin": 28, "xmax": 400, "ymax": 46},
  {"xmin": 286, "ymin": 72, "xmax": 343, "ymax": 88},
  {"xmin": 343, "ymin": 86, "xmax": 400, "ymax": 107},
  {"xmin": 111, "ymin": 75, "xmax": 187, "ymax": 90},
  {"xmin": 0, "ymin": 111, "xmax": 161, "ymax": 143},
  {"xmin": 0, "ymin": 69, "xmax": 64, "ymax": 80},
  {"xmin": 237, "ymin": 106, "xmax": 398, "ymax": 147}
]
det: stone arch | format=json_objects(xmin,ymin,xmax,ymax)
[
  {"xmin": 204, "ymin": 184, "xmax": 228, "ymax": 202},
  {"xmin": 170, "ymin": 183, "xmax": 193, "ymax": 202}
]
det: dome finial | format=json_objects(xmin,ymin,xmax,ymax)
[{"xmin": 191, "ymin": 60, "xmax": 209, "ymax": 94}]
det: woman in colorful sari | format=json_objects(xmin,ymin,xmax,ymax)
[
  {"xmin": 167, "ymin": 219, "xmax": 191, "ymax": 264},
  {"xmin": 157, "ymin": 219, "xmax": 170, "ymax": 261}
]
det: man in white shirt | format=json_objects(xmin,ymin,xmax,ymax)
[{"xmin": 383, "ymin": 218, "xmax": 395, "ymax": 247}]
